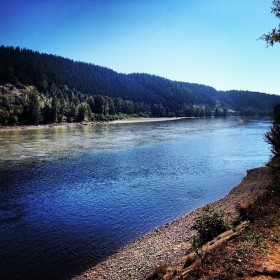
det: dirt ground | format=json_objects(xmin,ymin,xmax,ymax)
[
  {"xmin": 169, "ymin": 164, "xmax": 280, "ymax": 280},
  {"xmin": 74, "ymin": 160, "xmax": 277, "ymax": 280}
]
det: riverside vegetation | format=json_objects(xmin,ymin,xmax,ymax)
[{"xmin": 1, "ymin": 46, "xmax": 280, "ymax": 126}]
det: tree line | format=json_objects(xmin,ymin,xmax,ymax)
[
  {"xmin": 0, "ymin": 83, "xmax": 231, "ymax": 126},
  {"xmin": 0, "ymin": 45, "xmax": 280, "ymax": 126}
]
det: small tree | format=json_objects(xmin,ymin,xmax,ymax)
[
  {"xmin": 192, "ymin": 206, "xmax": 226, "ymax": 245},
  {"xmin": 265, "ymin": 104, "xmax": 280, "ymax": 156},
  {"xmin": 75, "ymin": 102, "xmax": 92, "ymax": 122}
]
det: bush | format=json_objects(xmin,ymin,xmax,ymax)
[
  {"xmin": 265, "ymin": 123, "xmax": 280, "ymax": 156},
  {"xmin": 265, "ymin": 104, "xmax": 280, "ymax": 157},
  {"xmin": 192, "ymin": 206, "xmax": 227, "ymax": 244}
]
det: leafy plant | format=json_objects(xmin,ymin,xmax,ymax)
[
  {"xmin": 191, "ymin": 236, "xmax": 203, "ymax": 257},
  {"xmin": 264, "ymin": 104, "xmax": 280, "ymax": 157},
  {"xmin": 192, "ymin": 206, "xmax": 227, "ymax": 244},
  {"xmin": 265, "ymin": 123, "xmax": 280, "ymax": 156}
]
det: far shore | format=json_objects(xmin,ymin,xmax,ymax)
[{"xmin": 0, "ymin": 117, "xmax": 188, "ymax": 131}]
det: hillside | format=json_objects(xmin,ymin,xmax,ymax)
[{"xmin": 1, "ymin": 45, "xmax": 280, "ymax": 126}]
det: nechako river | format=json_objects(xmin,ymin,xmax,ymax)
[{"xmin": 0, "ymin": 117, "xmax": 271, "ymax": 279}]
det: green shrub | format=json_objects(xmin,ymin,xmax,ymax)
[
  {"xmin": 265, "ymin": 123, "xmax": 280, "ymax": 156},
  {"xmin": 265, "ymin": 104, "xmax": 280, "ymax": 157},
  {"xmin": 192, "ymin": 206, "xmax": 227, "ymax": 244},
  {"xmin": 191, "ymin": 236, "xmax": 203, "ymax": 257}
]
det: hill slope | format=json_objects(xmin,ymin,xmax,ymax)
[{"xmin": 0, "ymin": 45, "xmax": 280, "ymax": 125}]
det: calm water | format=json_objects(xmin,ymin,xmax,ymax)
[{"xmin": 0, "ymin": 118, "xmax": 271, "ymax": 280}]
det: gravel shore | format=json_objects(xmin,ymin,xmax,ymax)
[{"xmin": 72, "ymin": 164, "xmax": 274, "ymax": 280}]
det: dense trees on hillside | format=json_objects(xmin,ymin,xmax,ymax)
[
  {"xmin": 0, "ymin": 45, "xmax": 279, "ymax": 126},
  {"xmin": 0, "ymin": 84, "xmax": 150, "ymax": 125}
]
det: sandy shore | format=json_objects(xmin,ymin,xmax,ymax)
[
  {"xmin": 0, "ymin": 117, "xmax": 186, "ymax": 131},
  {"xmin": 110, "ymin": 117, "xmax": 187, "ymax": 124},
  {"xmin": 72, "ymin": 164, "xmax": 274, "ymax": 280}
]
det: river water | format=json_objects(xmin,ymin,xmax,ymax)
[{"xmin": 0, "ymin": 117, "xmax": 271, "ymax": 280}]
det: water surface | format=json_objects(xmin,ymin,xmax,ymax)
[{"xmin": 0, "ymin": 117, "xmax": 270, "ymax": 279}]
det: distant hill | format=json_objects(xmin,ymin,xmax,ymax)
[{"xmin": 0, "ymin": 45, "xmax": 279, "ymax": 125}]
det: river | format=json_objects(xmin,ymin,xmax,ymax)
[{"xmin": 0, "ymin": 117, "xmax": 271, "ymax": 280}]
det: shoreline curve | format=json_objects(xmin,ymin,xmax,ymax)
[
  {"xmin": 0, "ymin": 117, "xmax": 188, "ymax": 131},
  {"xmin": 72, "ymin": 163, "xmax": 274, "ymax": 280}
]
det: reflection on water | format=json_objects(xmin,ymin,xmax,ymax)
[{"xmin": 0, "ymin": 117, "xmax": 270, "ymax": 280}]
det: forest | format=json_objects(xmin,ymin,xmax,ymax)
[{"xmin": 1, "ymin": 45, "xmax": 280, "ymax": 125}]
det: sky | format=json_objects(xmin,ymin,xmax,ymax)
[{"xmin": 1, "ymin": 0, "xmax": 280, "ymax": 94}]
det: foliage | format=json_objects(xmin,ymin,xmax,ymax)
[
  {"xmin": 0, "ymin": 84, "xmax": 148, "ymax": 125},
  {"xmin": 265, "ymin": 123, "xmax": 280, "ymax": 156},
  {"xmin": 191, "ymin": 236, "xmax": 203, "ymax": 257},
  {"xmin": 265, "ymin": 104, "xmax": 280, "ymax": 156},
  {"xmin": 0, "ymin": 45, "xmax": 280, "ymax": 125},
  {"xmin": 192, "ymin": 206, "xmax": 227, "ymax": 245},
  {"xmin": 261, "ymin": 0, "xmax": 280, "ymax": 46}
]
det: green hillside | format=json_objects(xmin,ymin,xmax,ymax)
[{"xmin": 0, "ymin": 45, "xmax": 279, "ymax": 125}]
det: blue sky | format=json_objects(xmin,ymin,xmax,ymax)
[{"xmin": 1, "ymin": 0, "xmax": 279, "ymax": 94}]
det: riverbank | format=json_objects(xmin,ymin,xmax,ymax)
[
  {"xmin": 173, "ymin": 160, "xmax": 280, "ymax": 280},
  {"xmin": 0, "ymin": 117, "xmax": 186, "ymax": 131},
  {"xmin": 72, "ymin": 160, "xmax": 277, "ymax": 280}
]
